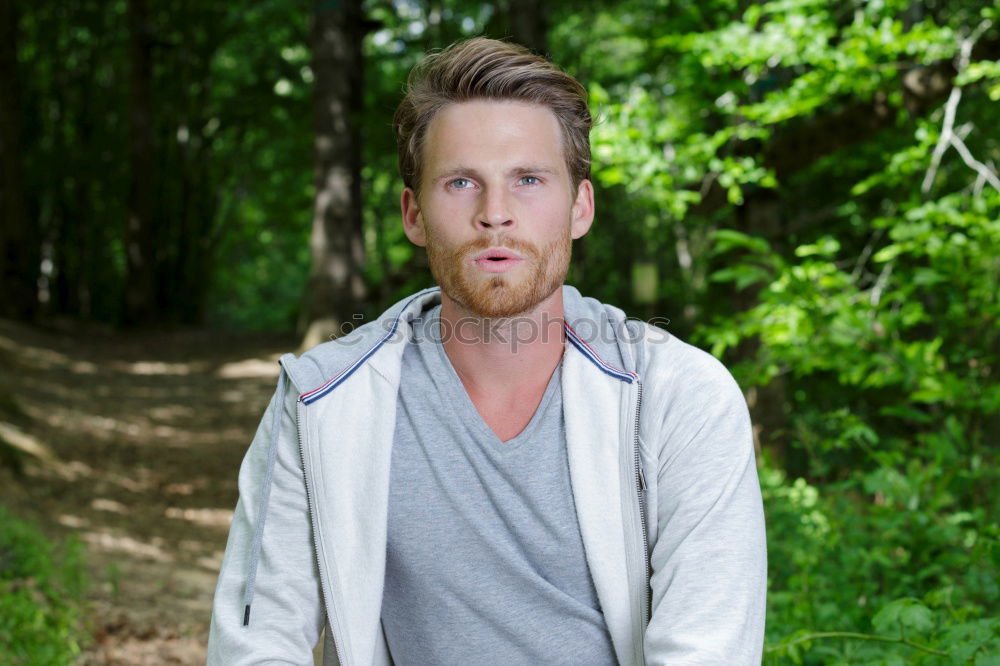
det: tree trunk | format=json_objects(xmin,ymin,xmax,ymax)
[
  {"xmin": 733, "ymin": 189, "xmax": 791, "ymax": 466},
  {"xmin": 508, "ymin": 0, "xmax": 548, "ymax": 55},
  {"xmin": 0, "ymin": 0, "xmax": 36, "ymax": 320},
  {"xmin": 123, "ymin": 0, "xmax": 158, "ymax": 326},
  {"xmin": 302, "ymin": 0, "xmax": 367, "ymax": 349},
  {"xmin": 173, "ymin": 152, "xmax": 215, "ymax": 325}
]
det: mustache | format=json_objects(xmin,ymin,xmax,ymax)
[{"xmin": 455, "ymin": 236, "xmax": 539, "ymax": 258}]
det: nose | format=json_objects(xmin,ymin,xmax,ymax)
[{"xmin": 476, "ymin": 186, "xmax": 515, "ymax": 231}]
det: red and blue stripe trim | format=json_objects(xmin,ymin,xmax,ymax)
[
  {"xmin": 299, "ymin": 292, "xmax": 425, "ymax": 405},
  {"xmin": 564, "ymin": 322, "xmax": 636, "ymax": 383}
]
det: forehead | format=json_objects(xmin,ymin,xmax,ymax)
[{"xmin": 422, "ymin": 100, "xmax": 565, "ymax": 172}]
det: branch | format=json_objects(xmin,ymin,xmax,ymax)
[
  {"xmin": 851, "ymin": 227, "xmax": 887, "ymax": 282},
  {"xmin": 921, "ymin": 19, "xmax": 998, "ymax": 194},
  {"xmin": 870, "ymin": 259, "xmax": 894, "ymax": 307},
  {"xmin": 767, "ymin": 631, "xmax": 949, "ymax": 657},
  {"xmin": 920, "ymin": 85, "xmax": 961, "ymax": 193},
  {"xmin": 972, "ymin": 159, "xmax": 997, "ymax": 196},
  {"xmin": 949, "ymin": 132, "xmax": 1000, "ymax": 193},
  {"xmin": 682, "ymin": 30, "xmax": 1000, "ymax": 219}
]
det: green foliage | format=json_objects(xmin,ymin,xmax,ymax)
[
  {"xmin": 15, "ymin": 0, "xmax": 316, "ymax": 328},
  {"xmin": 11, "ymin": 0, "xmax": 1000, "ymax": 660},
  {"xmin": 702, "ymin": 188, "xmax": 998, "ymax": 470},
  {"xmin": 0, "ymin": 506, "xmax": 89, "ymax": 664},
  {"xmin": 762, "ymin": 464, "xmax": 999, "ymax": 664},
  {"xmin": 699, "ymin": 91, "xmax": 999, "ymax": 660}
]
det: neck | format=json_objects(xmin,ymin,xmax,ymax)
[{"xmin": 438, "ymin": 288, "xmax": 566, "ymax": 395}]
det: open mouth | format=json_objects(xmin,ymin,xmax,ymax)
[
  {"xmin": 474, "ymin": 248, "xmax": 521, "ymax": 261},
  {"xmin": 472, "ymin": 248, "xmax": 523, "ymax": 272}
]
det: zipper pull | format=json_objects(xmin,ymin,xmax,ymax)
[{"xmin": 638, "ymin": 466, "xmax": 647, "ymax": 491}]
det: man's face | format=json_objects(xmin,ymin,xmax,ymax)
[{"xmin": 401, "ymin": 100, "xmax": 594, "ymax": 319}]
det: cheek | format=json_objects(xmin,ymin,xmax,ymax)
[
  {"xmin": 519, "ymin": 195, "xmax": 574, "ymax": 231},
  {"xmin": 420, "ymin": 209, "xmax": 460, "ymax": 248},
  {"xmin": 425, "ymin": 195, "xmax": 471, "ymax": 225}
]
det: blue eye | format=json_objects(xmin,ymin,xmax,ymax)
[
  {"xmin": 449, "ymin": 178, "xmax": 473, "ymax": 189},
  {"xmin": 519, "ymin": 175, "xmax": 541, "ymax": 185}
]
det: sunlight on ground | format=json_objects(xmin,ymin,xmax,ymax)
[
  {"xmin": 1, "ymin": 319, "xmax": 286, "ymax": 664},
  {"xmin": 198, "ymin": 552, "xmax": 225, "ymax": 571},
  {"xmin": 113, "ymin": 360, "xmax": 196, "ymax": 376},
  {"xmin": 83, "ymin": 530, "xmax": 175, "ymax": 563},
  {"xmin": 48, "ymin": 458, "xmax": 94, "ymax": 481},
  {"xmin": 164, "ymin": 506, "xmax": 233, "ymax": 529},
  {"xmin": 0, "ymin": 335, "xmax": 76, "ymax": 368},
  {"xmin": 58, "ymin": 514, "xmax": 89, "ymax": 528},
  {"xmin": 71, "ymin": 360, "xmax": 100, "ymax": 373},
  {"xmin": 216, "ymin": 357, "xmax": 281, "ymax": 378},
  {"xmin": 0, "ymin": 421, "xmax": 55, "ymax": 460},
  {"xmin": 92, "ymin": 498, "xmax": 130, "ymax": 514}
]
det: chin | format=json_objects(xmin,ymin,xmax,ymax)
[{"xmin": 449, "ymin": 276, "xmax": 562, "ymax": 319}]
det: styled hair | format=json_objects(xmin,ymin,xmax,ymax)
[{"xmin": 393, "ymin": 37, "xmax": 592, "ymax": 194}]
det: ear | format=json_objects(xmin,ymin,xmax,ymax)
[
  {"xmin": 570, "ymin": 179, "xmax": 595, "ymax": 240},
  {"xmin": 401, "ymin": 187, "xmax": 427, "ymax": 247}
]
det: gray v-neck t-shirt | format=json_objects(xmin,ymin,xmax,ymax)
[{"xmin": 381, "ymin": 307, "xmax": 617, "ymax": 665}]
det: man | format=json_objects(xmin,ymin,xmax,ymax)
[{"xmin": 208, "ymin": 38, "xmax": 766, "ymax": 665}]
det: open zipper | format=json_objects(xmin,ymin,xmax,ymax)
[
  {"xmin": 296, "ymin": 398, "xmax": 350, "ymax": 666},
  {"xmin": 627, "ymin": 377, "xmax": 651, "ymax": 666},
  {"xmin": 633, "ymin": 379, "xmax": 651, "ymax": 626}
]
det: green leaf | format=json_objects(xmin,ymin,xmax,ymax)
[
  {"xmin": 873, "ymin": 244, "xmax": 903, "ymax": 263},
  {"xmin": 872, "ymin": 598, "xmax": 935, "ymax": 636},
  {"xmin": 711, "ymin": 229, "xmax": 772, "ymax": 255},
  {"xmin": 795, "ymin": 236, "xmax": 841, "ymax": 257},
  {"xmin": 710, "ymin": 265, "xmax": 774, "ymax": 289}
]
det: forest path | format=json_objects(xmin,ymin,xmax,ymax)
[{"xmin": 0, "ymin": 320, "xmax": 294, "ymax": 664}]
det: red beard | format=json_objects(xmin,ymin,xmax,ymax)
[{"xmin": 425, "ymin": 230, "xmax": 571, "ymax": 319}]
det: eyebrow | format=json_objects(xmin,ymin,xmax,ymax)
[{"xmin": 432, "ymin": 165, "xmax": 560, "ymax": 183}]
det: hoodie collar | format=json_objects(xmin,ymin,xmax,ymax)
[{"xmin": 290, "ymin": 285, "xmax": 638, "ymax": 406}]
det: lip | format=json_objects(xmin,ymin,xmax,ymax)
[{"xmin": 471, "ymin": 247, "xmax": 524, "ymax": 273}]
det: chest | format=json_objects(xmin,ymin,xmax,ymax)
[
  {"xmin": 387, "ymin": 381, "xmax": 597, "ymax": 600},
  {"xmin": 467, "ymin": 382, "xmax": 549, "ymax": 442}
]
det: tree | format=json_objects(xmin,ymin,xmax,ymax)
[
  {"xmin": 301, "ymin": 0, "xmax": 368, "ymax": 348},
  {"xmin": 123, "ymin": 0, "xmax": 158, "ymax": 325},
  {"xmin": 508, "ymin": 0, "xmax": 548, "ymax": 54},
  {"xmin": 0, "ymin": 0, "xmax": 36, "ymax": 320}
]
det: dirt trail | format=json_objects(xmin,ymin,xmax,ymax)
[{"xmin": 0, "ymin": 319, "xmax": 295, "ymax": 664}]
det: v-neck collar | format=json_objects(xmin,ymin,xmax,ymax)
[{"xmin": 426, "ymin": 306, "xmax": 563, "ymax": 448}]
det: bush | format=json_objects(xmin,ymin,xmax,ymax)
[
  {"xmin": 0, "ymin": 505, "xmax": 88, "ymax": 664},
  {"xmin": 700, "ymin": 185, "xmax": 1000, "ymax": 663},
  {"xmin": 761, "ymin": 462, "xmax": 1000, "ymax": 664}
]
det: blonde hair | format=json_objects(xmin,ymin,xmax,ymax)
[{"xmin": 393, "ymin": 38, "xmax": 592, "ymax": 194}]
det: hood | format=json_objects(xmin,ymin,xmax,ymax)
[{"xmin": 279, "ymin": 285, "xmax": 642, "ymax": 404}]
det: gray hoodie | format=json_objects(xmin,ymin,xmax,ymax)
[{"xmin": 207, "ymin": 286, "xmax": 767, "ymax": 665}]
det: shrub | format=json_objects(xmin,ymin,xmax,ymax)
[
  {"xmin": 761, "ymin": 462, "xmax": 1000, "ymax": 664},
  {"xmin": 0, "ymin": 505, "xmax": 88, "ymax": 664}
]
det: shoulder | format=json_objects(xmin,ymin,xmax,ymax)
[
  {"xmin": 281, "ymin": 320, "xmax": 392, "ymax": 395},
  {"xmin": 282, "ymin": 287, "xmax": 442, "ymax": 397},
  {"xmin": 637, "ymin": 322, "xmax": 742, "ymax": 399},
  {"xmin": 634, "ymin": 323, "xmax": 750, "ymax": 458}
]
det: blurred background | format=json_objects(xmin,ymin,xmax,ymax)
[{"xmin": 0, "ymin": 0, "xmax": 997, "ymax": 663}]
